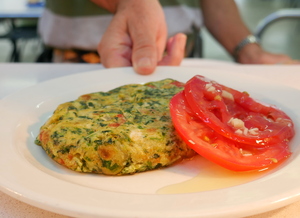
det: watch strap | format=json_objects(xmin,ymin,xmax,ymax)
[{"xmin": 233, "ymin": 35, "xmax": 260, "ymax": 61}]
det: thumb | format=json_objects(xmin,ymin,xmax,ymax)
[
  {"xmin": 117, "ymin": 0, "xmax": 167, "ymax": 75},
  {"xmin": 131, "ymin": 38, "xmax": 158, "ymax": 75},
  {"xmin": 129, "ymin": 18, "xmax": 167, "ymax": 75}
]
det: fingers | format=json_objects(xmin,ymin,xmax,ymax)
[
  {"xmin": 122, "ymin": 0, "xmax": 168, "ymax": 75},
  {"xmin": 99, "ymin": 43, "xmax": 132, "ymax": 68},
  {"xmin": 100, "ymin": 30, "xmax": 187, "ymax": 73},
  {"xmin": 237, "ymin": 44, "xmax": 299, "ymax": 65},
  {"xmin": 131, "ymin": 44, "xmax": 158, "ymax": 75},
  {"xmin": 158, "ymin": 33, "xmax": 187, "ymax": 66},
  {"xmin": 130, "ymin": 21, "xmax": 166, "ymax": 75},
  {"xmin": 98, "ymin": 0, "xmax": 186, "ymax": 75},
  {"xmin": 97, "ymin": 17, "xmax": 133, "ymax": 68},
  {"xmin": 272, "ymin": 54, "xmax": 300, "ymax": 65},
  {"xmin": 258, "ymin": 53, "xmax": 299, "ymax": 65},
  {"xmin": 276, "ymin": 59, "xmax": 300, "ymax": 65},
  {"xmin": 131, "ymin": 33, "xmax": 187, "ymax": 74}
]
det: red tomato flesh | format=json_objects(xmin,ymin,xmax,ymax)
[
  {"xmin": 170, "ymin": 91, "xmax": 291, "ymax": 171},
  {"xmin": 184, "ymin": 75, "xmax": 294, "ymax": 147}
]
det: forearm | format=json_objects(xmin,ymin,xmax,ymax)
[{"xmin": 200, "ymin": 0, "xmax": 253, "ymax": 56}]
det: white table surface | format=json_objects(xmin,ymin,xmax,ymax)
[
  {"xmin": 0, "ymin": 59, "xmax": 300, "ymax": 218},
  {"xmin": 0, "ymin": 0, "xmax": 44, "ymax": 18}
]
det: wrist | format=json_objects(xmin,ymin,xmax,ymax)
[
  {"xmin": 236, "ymin": 43, "xmax": 264, "ymax": 64},
  {"xmin": 233, "ymin": 35, "xmax": 260, "ymax": 63}
]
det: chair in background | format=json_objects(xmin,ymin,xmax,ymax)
[
  {"xmin": 255, "ymin": 8, "xmax": 300, "ymax": 39},
  {"xmin": 254, "ymin": 8, "xmax": 300, "ymax": 59},
  {"xmin": 0, "ymin": 18, "xmax": 39, "ymax": 62}
]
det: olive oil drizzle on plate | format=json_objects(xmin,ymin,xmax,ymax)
[{"xmin": 157, "ymin": 156, "xmax": 270, "ymax": 194}]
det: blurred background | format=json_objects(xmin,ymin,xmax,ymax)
[{"xmin": 0, "ymin": 0, "xmax": 300, "ymax": 63}]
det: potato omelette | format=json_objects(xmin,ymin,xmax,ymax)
[{"xmin": 35, "ymin": 79, "xmax": 195, "ymax": 175}]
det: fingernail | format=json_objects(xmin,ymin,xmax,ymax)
[
  {"xmin": 134, "ymin": 57, "xmax": 154, "ymax": 75},
  {"xmin": 137, "ymin": 57, "xmax": 152, "ymax": 68}
]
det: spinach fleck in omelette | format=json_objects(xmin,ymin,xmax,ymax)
[{"xmin": 35, "ymin": 79, "xmax": 195, "ymax": 175}]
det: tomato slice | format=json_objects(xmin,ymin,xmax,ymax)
[
  {"xmin": 184, "ymin": 75, "xmax": 294, "ymax": 146},
  {"xmin": 170, "ymin": 91, "xmax": 291, "ymax": 171}
]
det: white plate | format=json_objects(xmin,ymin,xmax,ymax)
[{"xmin": 0, "ymin": 66, "xmax": 300, "ymax": 218}]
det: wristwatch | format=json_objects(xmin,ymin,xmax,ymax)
[{"xmin": 233, "ymin": 35, "xmax": 260, "ymax": 61}]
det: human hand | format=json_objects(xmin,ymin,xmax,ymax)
[
  {"xmin": 97, "ymin": 0, "xmax": 186, "ymax": 75},
  {"xmin": 237, "ymin": 43, "xmax": 300, "ymax": 64}
]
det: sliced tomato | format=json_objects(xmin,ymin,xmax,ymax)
[
  {"xmin": 184, "ymin": 75, "xmax": 294, "ymax": 146},
  {"xmin": 170, "ymin": 91, "xmax": 291, "ymax": 171}
]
